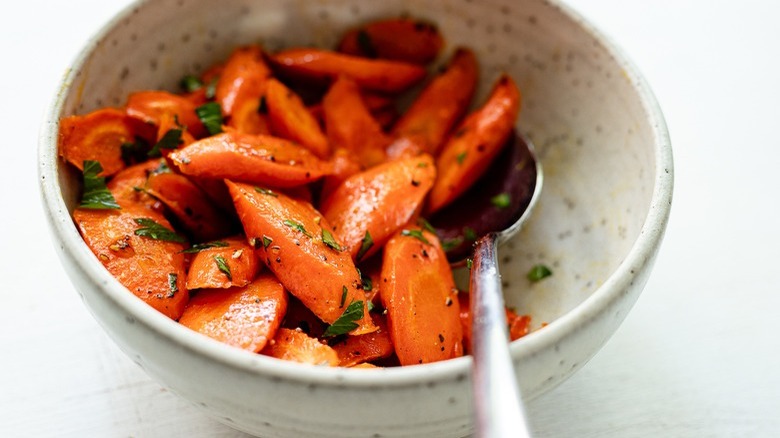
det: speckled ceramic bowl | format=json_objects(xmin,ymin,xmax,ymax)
[{"xmin": 38, "ymin": 0, "xmax": 672, "ymax": 436}]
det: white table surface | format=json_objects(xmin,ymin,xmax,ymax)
[{"xmin": 4, "ymin": 0, "xmax": 779, "ymax": 436}]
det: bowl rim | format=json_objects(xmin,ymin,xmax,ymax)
[{"xmin": 38, "ymin": 0, "xmax": 673, "ymax": 389}]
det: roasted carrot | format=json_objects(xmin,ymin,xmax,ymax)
[
  {"xmin": 144, "ymin": 171, "xmax": 233, "ymax": 242},
  {"xmin": 321, "ymin": 76, "xmax": 391, "ymax": 168},
  {"xmin": 215, "ymin": 45, "xmax": 272, "ymax": 116},
  {"xmin": 59, "ymin": 108, "xmax": 145, "ymax": 176},
  {"xmin": 331, "ymin": 314, "xmax": 394, "ymax": 367},
  {"xmin": 226, "ymin": 180, "xmax": 377, "ymax": 335},
  {"xmin": 73, "ymin": 201, "xmax": 189, "ymax": 319},
  {"xmin": 282, "ymin": 294, "xmax": 328, "ymax": 338},
  {"xmin": 125, "ymin": 90, "xmax": 207, "ymax": 139},
  {"xmin": 426, "ymin": 75, "xmax": 521, "ymax": 214},
  {"xmin": 106, "ymin": 159, "xmax": 164, "ymax": 209},
  {"xmin": 319, "ymin": 149, "xmax": 363, "ymax": 204},
  {"xmin": 184, "ymin": 236, "xmax": 260, "ymax": 289},
  {"xmin": 178, "ymin": 273, "xmax": 287, "ymax": 352},
  {"xmin": 269, "ymin": 48, "xmax": 427, "ymax": 94},
  {"xmin": 169, "ymin": 131, "xmax": 332, "ymax": 188},
  {"xmin": 265, "ymin": 78, "xmax": 330, "ymax": 159},
  {"xmin": 261, "ymin": 328, "xmax": 339, "ymax": 366},
  {"xmin": 392, "ymin": 48, "xmax": 479, "ymax": 155},
  {"xmin": 321, "ymin": 154, "xmax": 436, "ymax": 261},
  {"xmin": 338, "ymin": 18, "xmax": 444, "ymax": 65},
  {"xmin": 227, "ymin": 91, "xmax": 271, "ymax": 135},
  {"xmin": 380, "ymin": 227, "xmax": 463, "ymax": 365}
]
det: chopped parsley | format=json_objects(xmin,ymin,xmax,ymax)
[
  {"xmin": 323, "ymin": 300, "xmax": 364, "ymax": 337},
  {"xmin": 417, "ymin": 217, "xmax": 437, "ymax": 234},
  {"xmin": 195, "ymin": 102, "xmax": 223, "ymax": 135},
  {"xmin": 262, "ymin": 235, "xmax": 273, "ymax": 249},
  {"xmin": 167, "ymin": 273, "xmax": 178, "ymax": 297},
  {"xmin": 491, "ymin": 193, "xmax": 512, "ymax": 209},
  {"xmin": 133, "ymin": 218, "xmax": 186, "ymax": 243},
  {"xmin": 147, "ymin": 128, "xmax": 182, "ymax": 157},
  {"xmin": 214, "ymin": 255, "xmax": 232, "ymax": 281},
  {"xmin": 254, "ymin": 186, "xmax": 278, "ymax": 197},
  {"xmin": 356, "ymin": 231, "xmax": 373, "ymax": 260},
  {"xmin": 401, "ymin": 229, "xmax": 430, "ymax": 245},
  {"xmin": 120, "ymin": 138, "xmax": 149, "ymax": 165},
  {"xmin": 283, "ymin": 219, "xmax": 312, "ymax": 238},
  {"xmin": 204, "ymin": 77, "xmax": 219, "ymax": 100},
  {"xmin": 180, "ymin": 75, "xmax": 203, "ymax": 93},
  {"xmin": 359, "ymin": 269, "xmax": 372, "ymax": 291},
  {"xmin": 321, "ymin": 229, "xmax": 342, "ymax": 251},
  {"xmin": 456, "ymin": 151, "xmax": 467, "ymax": 164},
  {"xmin": 527, "ymin": 264, "xmax": 553, "ymax": 283},
  {"xmin": 463, "ymin": 227, "xmax": 477, "ymax": 241},
  {"xmin": 180, "ymin": 241, "xmax": 229, "ymax": 254},
  {"xmin": 80, "ymin": 160, "xmax": 120, "ymax": 210},
  {"xmin": 466, "ymin": 258, "xmax": 473, "ymax": 270},
  {"xmin": 340, "ymin": 286, "xmax": 348, "ymax": 308}
]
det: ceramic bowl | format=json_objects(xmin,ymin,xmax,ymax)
[{"xmin": 38, "ymin": 0, "xmax": 673, "ymax": 436}]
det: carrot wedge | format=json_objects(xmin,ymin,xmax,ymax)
[
  {"xmin": 269, "ymin": 48, "xmax": 426, "ymax": 94},
  {"xmin": 73, "ymin": 201, "xmax": 189, "ymax": 319},
  {"xmin": 226, "ymin": 180, "xmax": 377, "ymax": 335},
  {"xmin": 178, "ymin": 273, "xmax": 287, "ymax": 353},
  {"xmin": 331, "ymin": 315, "xmax": 394, "ymax": 367},
  {"xmin": 426, "ymin": 75, "xmax": 521, "ymax": 214},
  {"xmin": 169, "ymin": 131, "xmax": 331, "ymax": 188},
  {"xmin": 338, "ymin": 18, "xmax": 444, "ymax": 65},
  {"xmin": 262, "ymin": 328, "xmax": 339, "ymax": 366},
  {"xmin": 321, "ymin": 154, "xmax": 436, "ymax": 261},
  {"xmin": 227, "ymin": 92, "xmax": 271, "ymax": 135},
  {"xmin": 322, "ymin": 76, "xmax": 390, "ymax": 168},
  {"xmin": 392, "ymin": 48, "xmax": 479, "ymax": 155},
  {"xmin": 59, "ymin": 108, "xmax": 144, "ymax": 177},
  {"xmin": 185, "ymin": 236, "xmax": 261, "ymax": 289},
  {"xmin": 106, "ymin": 159, "xmax": 164, "ymax": 208},
  {"xmin": 380, "ymin": 227, "xmax": 463, "ymax": 365},
  {"xmin": 126, "ymin": 91, "xmax": 207, "ymax": 139},
  {"xmin": 215, "ymin": 45, "xmax": 272, "ymax": 116},
  {"xmin": 265, "ymin": 78, "xmax": 330, "ymax": 158}
]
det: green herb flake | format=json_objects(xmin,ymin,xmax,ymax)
[
  {"xmin": 180, "ymin": 75, "xmax": 203, "ymax": 93},
  {"xmin": 466, "ymin": 258, "xmax": 473, "ymax": 270},
  {"xmin": 360, "ymin": 270, "xmax": 373, "ymax": 292},
  {"xmin": 195, "ymin": 102, "xmax": 224, "ymax": 135},
  {"xmin": 527, "ymin": 264, "xmax": 553, "ymax": 283},
  {"xmin": 356, "ymin": 30, "xmax": 377, "ymax": 58},
  {"xmin": 133, "ymin": 218, "xmax": 186, "ymax": 243},
  {"xmin": 441, "ymin": 236, "xmax": 464, "ymax": 252},
  {"xmin": 416, "ymin": 162, "xmax": 429, "ymax": 168},
  {"xmin": 340, "ymin": 285, "xmax": 348, "ymax": 308},
  {"xmin": 167, "ymin": 273, "xmax": 178, "ymax": 297},
  {"xmin": 401, "ymin": 229, "xmax": 431, "ymax": 245},
  {"xmin": 150, "ymin": 161, "xmax": 171, "ymax": 175},
  {"xmin": 180, "ymin": 241, "xmax": 229, "ymax": 254},
  {"xmin": 322, "ymin": 229, "xmax": 342, "ymax": 251},
  {"xmin": 254, "ymin": 187, "xmax": 278, "ymax": 197},
  {"xmin": 456, "ymin": 151, "xmax": 467, "ymax": 165},
  {"xmin": 120, "ymin": 138, "xmax": 149, "ymax": 165},
  {"xmin": 367, "ymin": 301, "xmax": 375, "ymax": 312},
  {"xmin": 491, "ymin": 193, "xmax": 511, "ymax": 209},
  {"xmin": 80, "ymin": 160, "xmax": 120, "ymax": 210},
  {"xmin": 214, "ymin": 255, "xmax": 232, "ymax": 281},
  {"xmin": 356, "ymin": 231, "xmax": 373, "ymax": 261},
  {"xmin": 283, "ymin": 219, "xmax": 312, "ymax": 238},
  {"xmin": 148, "ymin": 128, "xmax": 183, "ymax": 157},
  {"xmin": 417, "ymin": 217, "xmax": 437, "ymax": 234},
  {"xmin": 204, "ymin": 76, "xmax": 219, "ymax": 100},
  {"xmin": 262, "ymin": 235, "xmax": 273, "ymax": 249},
  {"xmin": 323, "ymin": 300, "xmax": 364, "ymax": 337},
  {"xmin": 463, "ymin": 227, "xmax": 477, "ymax": 241}
]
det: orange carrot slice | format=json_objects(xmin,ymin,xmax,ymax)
[
  {"xmin": 178, "ymin": 273, "xmax": 287, "ymax": 352},
  {"xmin": 321, "ymin": 154, "xmax": 436, "ymax": 261},
  {"xmin": 215, "ymin": 45, "xmax": 272, "ymax": 116},
  {"xmin": 380, "ymin": 227, "xmax": 463, "ymax": 365},
  {"xmin": 106, "ymin": 159, "xmax": 164, "ymax": 208},
  {"xmin": 73, "ymin": 201, "xmax": 189, "ymax": 319},
  {"xmin": 319, "ymin": 148, "xmax": 362, "ymax": 205},
  {"xmin": 227, "ymin": 92, "xmax": 271, "ymax": 135},
  {"xmin": 185, "ymin": 236, "xmax": 261, "ymax": 290},
  {"xmin": 169, "ymin": 131, "xmax": 331, "ymax": 188},
  {"xmin": 126, "ymin": 91, "xmax": 207, "ymax": 139},
  {"xmin": 265, "ymin": 78, "xmax": 330, "ymax": 159},
  {"xmin": 226, "ymin": 180, "xmax": 377, "ymax": 335},
  {"xmin": 427, "ymin": 75, "xmax": 521, "ymax": 214},
  {"xmin": 261, "ymin": 328, "xmax": 339, "ymax": 366},
  {"xmin": 338, "ymin": 18, "xmax": 444, "ymax": 65},
  {"xmin": 269, "ymin": 48, "xmax": 426, "ymax": 94},
  {"xmin": 331, "ymin": 315, "xmax": 394, "ymax": 367}
]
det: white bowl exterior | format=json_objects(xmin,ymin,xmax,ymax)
[{"xmin": 39, "ymin": 0, "xmax": 672, "ymax": 436}]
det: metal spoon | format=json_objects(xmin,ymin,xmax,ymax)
[{"xmin": 470, "ymin": 133, "xmax": 541, "ymax": 437}]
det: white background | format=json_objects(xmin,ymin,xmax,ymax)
[{"xmin": 3, "ymin": 0, "xmax": 779, "ymax": 436}]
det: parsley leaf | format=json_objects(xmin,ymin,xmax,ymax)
[
  {"xmin": 323, "ymin": 300, "xmax": 364, "ymax": 337},
  {"xmin": 167, "ymin": 273, "xmax": 178, "ymax": 297},
  {"xmin": 322, "ymin": 229, "xmax": 342, "ymax": 251},
  {"xmin": 80, "ymin": 160, "xmax": 120, "ymax": 210},
  {"xmin": 456, "ymin": 151, "xmax": 467, "ymax": 164},
  {"xmin": 283, "ymin": 219, "xmax": 312, "ymax": 238},
  {"xmin": 254, "ymin": 187, "xmax": 278, "ymax": 197},
  {"xmin": 340, "ymin": 286, "xmax": 348, "ymax": 308},
  {"xmin": 463, "ymin": 227, "xmax": 477, "ymax": 241},
  {"xmin": 401, "ymin": 229, "xmax": 431, "ymax": 245},
  {"xmin": 195, "ymin": 102, "xmax": 223, "ymax": 135},
  {"xmin": 466, "ymin": 258, "xmax": 473, "ymax": 270},
  {"xmin": 179, "ymin": 75, "xmax": 203, "ymax": 93},
  {"xmin": 358, "ymin": 268, "xmax": 372, "ymax": 291},
  {"xmin": 262, "ymin": 236, "xmax": 273, "ymax": 249},
  {"xmin": 133, "ymin": 218, "xmax": 186, "ymax": 243},
  {"xmin": 204, "ymin": 77, "xmax": 218, "ymax": 100},
  {"xmin": 120, "ymin": 138, "xmax": 149, "ymax": 165},
  {"xmin": 527, "ymin": 264, "xmax": 553, "ymax": 283},
  {"xmin": 491, "ymin": 193, "xmax": 511, "ymax": 209},
  {"xmin": 356, "ymin": 231, "xmax": 373, "ymax": 260},
  {"xmin": 180, "ymin": 241, "xmax": 229, "ymax": 254},
  {"xmin": 417, "ymin": 217, "xmax": 437, "ymax": 234},
  {"xmin": 214, "ymin": 255, "xmax": 232, "ymax": 281},
  {"xmin": 147, "ymin": 128, "xmax": 182, "ymax": 157}
]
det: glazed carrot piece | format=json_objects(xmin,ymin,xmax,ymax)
[
  {"xmin": 322, "ymin": 76, "xmax": 390, "ymax": 168},
  {"xmin": 187, "ymin": 177, "xmax": 237, "ymax": 217},
  {"xmin": 380, "ymin": 227, "xmax": 463, "ymax": 365},
  {"xmin": 261, "ymin": 328, "xmax": 339, "ymax": 366},
  {"xmin": 331, "ymin": 315, "xmax": 394, "ymax": 367},
  {"xmin": 169, "ymin": 131, "xmax": 332, "ymax": 188},
  {"xmin": 178, "ymin": 273, "xmax": 287, "ymax": 353},
  {"xmin": 282, "ymin": 295, "xmax": 328, "ymax": 339},
  {"xmin": 155, "ymin": 112, "xmax": 196, "ymax": 152},
  {"xmin": 227, "ymin": 180, "xmax": 377, "ymax": 335},
  {"xmin": 427, "ymin": 75, "xmax": 521, "ymax": 214},
  {"xmin": 321, "ymin": 154, "xmax": 436, "ymax": 261},
  {"xmin": 265, "ymin": 78, "xmax": 330, "ymax": 159},
  {"xmin": 125, "ymin": 90, "xmax": 207, "ymax": 138},
  {"xmin": 73, "ymin": 201, "xmax": 189, "ymax": 319},
  {"xmin": 338, "ymin": 18, "xmax": 444, "ymax": 65},
  {"xmin": 185, "ymin": 236, "xmax": 261, "ymax": 289},
  {"xmin": 59, "ymin": 108, "xmax": 144, "ymax": 176},
  {"xmin": 319, "ymin": 149, "xmax": 363, "ymax": 204},
  {"xmin": 227, "ymin": 91, "xmax": 271, "ymax": 135},
  {"xmin": 269, "ymin": 48, "xmax": 427, "ymax": 94},
  {"xmin": 392, "ymin": 48, "xmax": 479, "ymax": 155},
  {"xmin": 106, "ymin": 159, "xmax": 164, "ymax": 208},
  {"xmin": 215, "ymin": 45, "xmax": 272, "ymax": 116}
]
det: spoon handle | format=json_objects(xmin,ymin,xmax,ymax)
[{"xmin": 470, "ymin": 233, "xmax": 532, "ymax": 438}]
